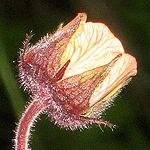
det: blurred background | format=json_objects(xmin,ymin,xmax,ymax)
[{"xmin": 0, "ymin": 0, "xmax": 150, "ymax": 149}]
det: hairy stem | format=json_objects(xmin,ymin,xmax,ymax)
[{"xmin": 15, "ymin": 99, "xmax": 49, "ymax": 150}]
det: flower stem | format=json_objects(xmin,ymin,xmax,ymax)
[{"xmin": 15, "ymin": 99, "xmax": 49, "ymax": 150}]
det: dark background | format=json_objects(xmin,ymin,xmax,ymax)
[{"xmin": 0, "ymin": 0, "xmax": 150, "ymax": 149}]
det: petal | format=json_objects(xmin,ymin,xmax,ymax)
[
  {"xmin": 61, "ymin": 22, "xmax": 125, "ymax": 79},
  {"xmin": 89, "ymin": 53, "xmax": 137, "ymax": 107}
]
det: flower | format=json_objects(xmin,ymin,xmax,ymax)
[
  {"xmin": 15, "ymin": 12, "xmax": 137, "ymax": 150},
  {"xmin": 19, "ymin": 13, "xmax": 137, "ymax": 130}
]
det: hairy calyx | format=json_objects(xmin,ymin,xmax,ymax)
[{"xmin": 14, "ymin": 13, "xmax": 137, "ymax": 150}]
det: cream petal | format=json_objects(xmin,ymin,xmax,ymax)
[
  {"xmin": 89, "ymin": 53, "xmax": 137, "ymax": 107},
  {"xmin": 62, "ymin": 22, "xmax": 125, "ymax": 79}
]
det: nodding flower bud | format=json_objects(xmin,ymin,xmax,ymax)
[
  {"xmin": 15, "ymin": 12, "xmax": 137, "ymax": 150},
  {"xmin": 19, "ymin": 12, "xmax": 137, "ymax": 129}
]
